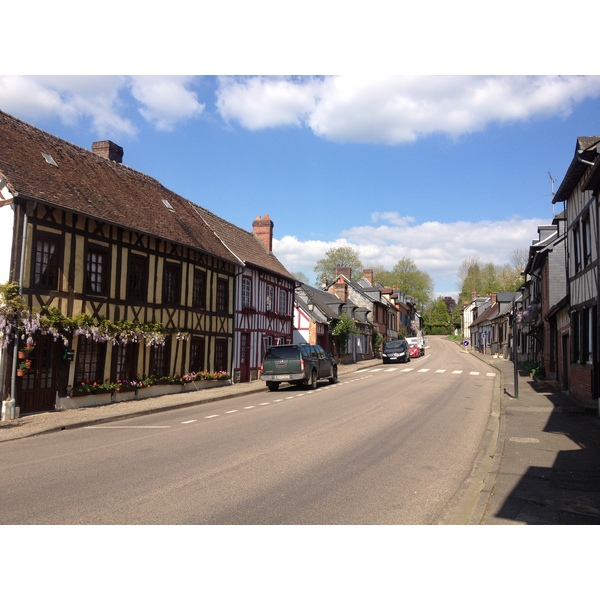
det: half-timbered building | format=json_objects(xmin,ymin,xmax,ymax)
[
  {"xmin": 0, "ymin": 111, "xmax": 244, "ymax": 414},
  {"xmin": 552, "ymin": 136, "xmax": 600, "ymax": 408},
  {"xmin": 189, "ymin": 209, "xmax": 296, "ymax": 382}
]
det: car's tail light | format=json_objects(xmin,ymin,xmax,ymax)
[
  {"xmin": 260, "ymin": 362, "xmax": 264, "ymax": 373},
  {"xmin": 300, "ymin": 358, "xmax": 305, "ymax": 371}
]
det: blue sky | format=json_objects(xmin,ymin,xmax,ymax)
[{"xmin": 2, "ymin": 5, "xmax": 599, "ymax": 300}]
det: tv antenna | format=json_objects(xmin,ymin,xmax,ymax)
[{"xmin": 548, "ymin": 172, "xmax": 556, "ymax": 216}]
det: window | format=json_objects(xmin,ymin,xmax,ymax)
[
  {"xmin": 190, "ymin": 337, "xmax": 206, "ymax": 372},
  {"xmin": 582, "ymin": 213, "xmax": 592, "ymax": 267},
  {"xmin": 573, "ymin": 225, "xmax": 581, "ymax": 273},
  {"xmin": 278, "ymin": 289, "xmax": 287, "ymax": 315},
  {"xmin": 572, "ymin": 310, "xmax": 580, "ymax": 363},
  {"xmin": 150, "ymin": 338, "xmax": 171, "ymax": 377},
  {"xmin": 75, "ymin": 337, "xmax": 106, "ymax": 383},
  {"xmin": 113, "ymin": 343, "xmax": 138, "ymax": 381},
  {"xmin": 193, "ymin": 269, "xmax": 207, "ymax": 309},
  {"xmin": 215, "ymin": 339, "xmax": 228, "ymax": 373},
  {"xmin": 33, "ymin": 234, "xmax": 60, "ymax": 289},
  {"xmin": 242, "ymin": 277, "xmax": 252, "ymax": 308},
  {"xmin": 266, "ymin": 285, "xmax": 274, "ymax": 312},
  {"xmin": 86, "ymin": 245, "xmax": 110, "ymax": 295},
  {"xmin": 583, "ymin": 306, "xmax": 594, "ymax": 365},
  {"xmin": 163, "ymin": 263, "xmax": 181, "ymax": 305},
  {"xmin": 127, "ymin": 255, "xmax": 147, "ymax": 302},
  {"xmin": 216, "ymin": 278, "xmax": 228, "ymax": 312}
]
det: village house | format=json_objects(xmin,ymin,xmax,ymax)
[
  {"xmin": 551, "ymin": 136, "xmax": 600, "ymax": 409},
  {"xmin": 190, "ymin": 210, "xmax": 296, "ymax": 383},
  {"xmin": 0, "ymin": 110, "xmax": 294, "ymax": 417}
]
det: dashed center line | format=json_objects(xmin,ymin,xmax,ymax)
[{"xmin": 154, "ymin": 365, "xmax": 499, "ymax": 429}]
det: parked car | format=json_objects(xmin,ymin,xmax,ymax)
[
  {"xmin": 405, "ymin": 336, "xmax": 425, "ymax": 356},
  {"xmin": 260, "ymin": 343, "xmax": 338, "ymax": 391},
  {"xmin": 408, "ymin": 343, "xmax": 420, "ymax": 359},
  {"xmin": 382, "ymin": 339, "xmax": 410, "ymax": 364}
]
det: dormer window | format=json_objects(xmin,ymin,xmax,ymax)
[{"xmin": 162, "ymin": 198, "xmax": 175, "ymax": 212}]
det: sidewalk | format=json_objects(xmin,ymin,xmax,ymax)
[
  {"xmin": 0, "ymin": 359, "xmax": 381, "ymax": 444},
  {"xmin": 448, "ymin": 349, "xmax": 600, "ymax": 525}
]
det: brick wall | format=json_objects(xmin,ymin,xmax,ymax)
[{"xmin": 569, "ymin": 362, "xmax": 594, "ymax": 406}]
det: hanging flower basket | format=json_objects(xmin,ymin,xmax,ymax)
[
  {"xmin": 18, "ymin": 351, "xmax": 26, "ymax": 359},
  {"xmin": 17, "ymin": 369, "xmax": 25, "ymax": 377}
]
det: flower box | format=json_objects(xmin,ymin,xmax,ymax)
[
  {"xmin": 183, "ymin": 380, "xmax": 231, "ymax": 392},
  {"xmin": 135, "ymin": 384, "xmax": 185, "ymax": 400},
  {"xmin": 113, "ymin": 390, "xmax": 137, "ymax": 403},
  {"xmin": 57, "ymin": 392, "xmax": 114, "ymax": 410}
]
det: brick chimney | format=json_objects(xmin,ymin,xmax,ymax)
[
  {"xmin": 363, "ymin": 269, "xmax": 374, "ymax": 285},
  {"xmin": 331, "ymin": 276, "xmax": 349, "ymax": 302},
  {"xmin": 92, "ymin": 140, "xmax": 124, "ymax": 164},
  {"xmin": 253, "ymin": 214, "xmax": 274, "ymax": 252},
  {"xmin": 335, "ymin": 265, "xmax": 352, "ymax": 280}
]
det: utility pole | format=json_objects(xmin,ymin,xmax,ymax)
[{"xmin": 513, "ymin": 296, "xmax": 519, "ymax": 399}]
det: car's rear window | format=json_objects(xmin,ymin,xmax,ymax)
[
  {"xmin": 264, "ymin": 346, "xmax": 300, "ymax": 360},
  {"xmin": 384, "ymin": 341, "xmax": 405, "ymax": 351}
]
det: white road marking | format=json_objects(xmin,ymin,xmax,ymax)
[
  {"xmin": 86, "ymin": 425, "xmax": 170, "ymax": 429},
  {"xmin": 486, "ymin": 373, "xmax": 496, "ymax": 377},
  {"xmin": 452, "ymin": 370, "xmax": 463, "ymax": 374},
  {"xmin": 205, "ymin": 415, "xmax": 219, "ymax": 419},
  {"xmin": 418, "ymin": 369, "xmax": 429, "ymax": 373},
  {"xmin": 435, "ymin": 369, "xmax": 446, "ymax": 373},
  {"xmin": 402, "ymin": 368, "xmax": 414, "ymax": 372},
  {"xmin": 469, "ymin": 371, "xmax": 480, "ymax": 376},
  {"xmin": 225, "ymin": 410, "xmax": 238, "ymax": 413},
  {"xmin": 243, "ymin": 406, "xmax": 255, "ymax": 410},
  {"xmin": 181, "ymin": 420, "xmax": 197, "ymax": 424}
]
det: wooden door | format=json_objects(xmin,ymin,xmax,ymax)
[
  {"xmin": 239, "ymin": 333, "xmax": 250, "ymax": 382},
  {"xmin": 18, "ymin": 335, "xmax": 58, "ymax": 414}
]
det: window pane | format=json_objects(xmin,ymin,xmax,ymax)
[{"xmin": 127, "ymin": 256, "xmax": 147, "ymax": 301}]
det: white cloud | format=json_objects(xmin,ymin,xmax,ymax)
[
  {"xmin": 0, "ymin": 75, "xmax": 137, "ymax": 137},
  {"xmin": 0, "ymin": 75, "xmax": 205, "ymax": 137},
  {"xmin": 215, "ymin": 76, "xmax": 321, "ymax": 130},
  {"xmin": 216, "ymin": 75, "xmax": 600, "ymax": 144},
  {"xmin": 274, "ymin": 214, "xmax": 543, "ymax": 295},
  {"xmin": 129, "ymin": 76, "xmax": 205, "ymax": 131}
]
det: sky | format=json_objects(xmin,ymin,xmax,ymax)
[
  {"xmin": 2, "ymin": 2, "xmax": 595, "ymax": 590},
  {"xmin": 3, "ymin": 73, "xmax": 595, "ymax": 299}
]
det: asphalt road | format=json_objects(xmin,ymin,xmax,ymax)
[{"xmin": 0, "ymin": 337, "xmax": 497, "ymax": 524}]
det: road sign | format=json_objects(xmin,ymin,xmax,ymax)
[
  {"xmin": 463, "ymin": 341, "xmax": 469, "ymax": 346},
  {"xmin": 481, "ymin": 333, "xmax": 486, "ymax": 339}
]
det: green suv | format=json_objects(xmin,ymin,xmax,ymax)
[{"xmin": 260, "ymin": 343, "xmax": 338, "ymax": 391}]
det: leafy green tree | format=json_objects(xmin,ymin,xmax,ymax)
[
  {"xmin": 314, "ymin": 246, "xmax": 363, "ymax": 284},
  {"xmin": 389, "ymin": 258, "xmax": 434, "ymax": 309},
  {"xmin": 457, "ymin": 251, "xmax": 526, "ymax": 303},
  {"xmin": 292, "ymin": 271, "xmax": 309, "ymax": 284},
  {"xmin": 423, "ymin": 296, "xmax": 453, "ymax": 334}
]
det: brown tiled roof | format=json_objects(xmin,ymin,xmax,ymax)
[
  {"xmin": 0, "ymin": 110, "xmax": 242, "ymax": 265},
  {"xmin": 189, "ymin": 203, "xmax": 295, "ymax": 280}
]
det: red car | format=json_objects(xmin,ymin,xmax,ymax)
[{"xmin": 408, "ymin": 343, "xmax": 420, "ymax": 359}]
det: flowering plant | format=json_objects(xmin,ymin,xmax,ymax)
[{"xmin": 18, "ymin": 359, "xmax": 32, "ymax": 371}]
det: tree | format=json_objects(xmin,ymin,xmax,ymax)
[
  {"xmin": 314, "ymin": 246, "xmax": 363, "ymax": 285},
  {"xmin": 457, "ymin": 251, "xmax": 526, "ymax": 303},
  {"xmin": 389, "ymin": 258, "xmax": 434, "ymax": 309},
  {"xmin": 423, "ymin": 296, "xmax": 453, "ymax": 334},
  {"xmin": 292, "ymin": 271, "xmax": 309, "ymax": 284}
]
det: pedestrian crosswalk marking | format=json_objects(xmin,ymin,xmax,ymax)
[
  {"xmin": 452, "ymin": 370, "xmax": 462, "ymax": 374},
  {"xmin": 435, "ymin": 369, "xmax": 446, "ymax": 373},
  {"xmin": 469, "ymin": 371, "xmax": 480, "ymax": 375}
]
